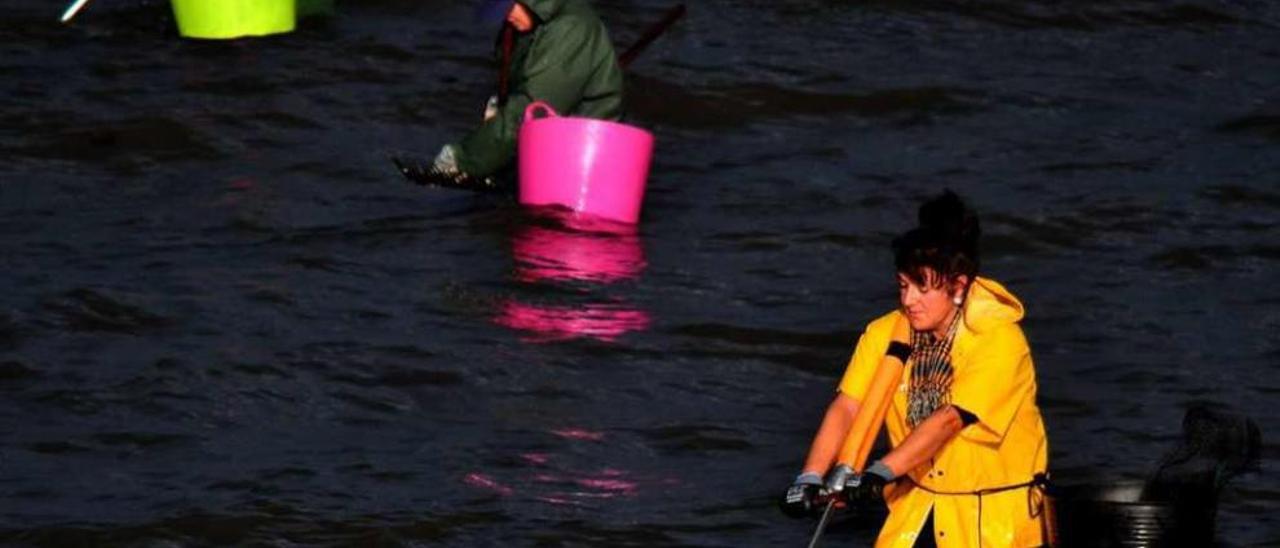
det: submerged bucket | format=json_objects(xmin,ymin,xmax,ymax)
[
  {"xmin": 517, "ymin": 102, "xmax": 654, "ymax": 224},
  {"xmin": 171, "ymin": 0, "xmax": 295, "ymax": 40},
  {"xmin": 1049, "ymin": 480, "xmax": 1216, "ymax": 547}
]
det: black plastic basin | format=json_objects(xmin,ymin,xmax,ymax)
[{"xmin": 1049, "ymin": 480, "xmax": 1216, "ymax": 548}]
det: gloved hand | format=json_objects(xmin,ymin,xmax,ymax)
[
  {"xmin": 483, "ymin": 95, "xmax": 499, "ymax": 122},
  {"xmin": 432, "ymin": 144, "xmax": 464, "ymax": 181},
  {"xmin": 779, "ymin": 472, "xmax": 827, "ymax": 518},
  {"xmin": 825, "ymin": 461, "xmax": 894, "ymax": 507},
  {"xmin": 390, "ymin": 153, "xmax": 498, "ymax": 192},
  {"xmin": 773, "ymin": 471, "xmax": 824, "ymax": 517}
]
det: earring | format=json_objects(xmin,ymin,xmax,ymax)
[{"xmin": 953, "ymin": 295, "xmax": 963, "ymax": 306}]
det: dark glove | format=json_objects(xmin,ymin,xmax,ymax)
[
  {"xmin": 779, "ymin": 472, "xmax": 826, "ymax": 518},
  {"xmin": 390, "ymin": 154, "xmax": 499, "ymax": 192},
  {"xmin": 843, "ymin": 470, "xmax": 889, "ymax": 506},
  {"xmin": 825, "ymin": 461, "xmax": 894, "ymax": 507},
  {"xmin": 391, "ymin": 155, "xmax": 435, "ymax": 182}
]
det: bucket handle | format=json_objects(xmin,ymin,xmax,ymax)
[{"xmin": 524, "ymin": 101, "xmax": 559, "ymax": 122}]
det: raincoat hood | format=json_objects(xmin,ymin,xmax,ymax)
[
  {"xmin": 962, "ymin": 276, "xmax": 1025, "ymax": 334},
  {"xmin": 519, "ymin": 0, "xmax": 573, "ymax": 22}
]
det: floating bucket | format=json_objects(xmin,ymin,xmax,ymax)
[
  {"xmin": 171, "ymin": 0, "xmax": 295, "ymax": 40},
  {"xmin": 1049, "ymin": 480, "xmax": 1216, "ymax": 547},
  {"xmin": 518, "ymin": 102, "xmax": 654, "ymax": 224}
]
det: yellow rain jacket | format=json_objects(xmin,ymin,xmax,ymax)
[{"xmin": 838, "ymin": 277, "xmax": 1049, "ymax": 547}]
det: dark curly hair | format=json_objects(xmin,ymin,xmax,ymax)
[{"xmin": 892, "ymin": 190, "xmax": 980, "ymax": 288}]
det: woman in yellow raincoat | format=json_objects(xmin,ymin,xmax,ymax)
[{"xmin": 781, "ymin": 191, "xmax": 1050, "ymax": 547}]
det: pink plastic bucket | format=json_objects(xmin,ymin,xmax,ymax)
[{"xmin": 518, "ymin": 102, "xmax": 654, "ymax": 224}]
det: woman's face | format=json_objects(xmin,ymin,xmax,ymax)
[{"xmin": 897, "ymin": 269, "xmax": 967, "ymax": 337}]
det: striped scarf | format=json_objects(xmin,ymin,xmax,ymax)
[{"xmin": 906, "ymin": 309, "xmax": 962, "ymax": 428}]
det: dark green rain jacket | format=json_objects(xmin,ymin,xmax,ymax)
[{"xmin": 454, "ymin": 0, "xmax": 624, "ymax": 177}]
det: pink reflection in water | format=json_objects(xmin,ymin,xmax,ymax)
[
  {"xmin": 550, "ymin": 428, "xmax": 606, "ymax": 441},
  {"xmin": 531, "ymin": 472, "xmax": 638, "ymax": 498},
  {"xmin": 496, "ymin": 210, "xmax": 652, "ymax": 343},
  {"xmin": 462, "ymin": 429, "xmax": 660, "ymax": 505},
  {"xmin": 494, "ymin": 301, "xmax": 651, "ymax": 343},
  {"xmin": 535, "ymin": 495, "xmax": 581, "ymax": 506},
  {"xmin": 520, "ymin": 452, "xmax": 551, "ymax": 465},
  {"xmin": 463, "ymin": 473, "xmax": 514, "ymax": 496},
  {"xmin": 511, "ymin": 223, "xmax": 646, "ymax": 284},
  {"xmin": 577, "ymin": 477, "xmax": 639, "ymax": 494}
]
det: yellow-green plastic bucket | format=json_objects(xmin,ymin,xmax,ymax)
[{"xmin": 171, "ymin": 0, "xmax": 296, "ymax": 40}]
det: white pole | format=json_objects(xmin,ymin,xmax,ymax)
[{"xmin": 60, "ymin": 0, "xmax": 94, "ymax": 23}]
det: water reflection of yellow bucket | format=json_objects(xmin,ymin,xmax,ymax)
[{"xmin": 171, "ymin": 0, "xmax": 296, "ymax": 40}]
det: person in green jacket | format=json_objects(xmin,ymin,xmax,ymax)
[{"xmin": 427, "ymin": 0, "xmax": 624, "ymax": 185}]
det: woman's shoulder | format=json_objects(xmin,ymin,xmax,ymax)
[
  {"xmin": 963, "ymin": 319, "xmax": 1030, "ymax": 357},
  {"xmin": 862, "ymin": 309, "xmax": 903, "ymax": 339}
]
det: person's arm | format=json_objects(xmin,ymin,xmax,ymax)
[
  {"xmin": 800, "ymin": 392, "xmax": 861, "ymax": 476},
  {"xmin": 782, "ymin": 392, "xmax": 861, "ymax": 517},
  {"xmin": 820, "ymin": 314, "xmax": 909, "ymax": 477},
  {"xmin": 878, "ymin": 405, "xmax": 973, "ymax": 476}
]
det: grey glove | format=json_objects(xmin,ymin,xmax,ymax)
[
  {"xmin": 432, "ymin": 144, "xmax": 462, "ymax": 179},
  {"xmin": 824, "ymin": 464, "xmax": 855, "ymax": 494},
  {"xmin": 826, "ymin": 461, "xmax": 894, "ymax": 506}
]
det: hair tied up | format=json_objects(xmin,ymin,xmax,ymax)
[
  {"xmin": 918, "ymin": 189, "xmax": 980, "ymax": 254},
  {"xmin": 892, "ymin": 189, "xmax": 981, "ymax": 286}
]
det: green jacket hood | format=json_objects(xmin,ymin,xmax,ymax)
[
  {"xmin": 962, "ymin": 276, "xmax": 1025, "ymax": 333},
  {"xmin": 519, "ymin": 0, "xmax": 571, "ymax": 22}
]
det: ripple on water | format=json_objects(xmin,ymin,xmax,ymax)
[
  {"xmin": 1198, "ymin": 184, "xmax": 1280, "ymax": 210},
  {"xmin": 868, "ymin": 0, "xmax": 1244, "ymax": 31},
  {"xmin": 12, "ymin": 116, "xmax": 225, "ymax": 168},
  {"xmin": 92, "ymin": 431, "xmax": 197, "ymax": 450},
  {"xmin": 26, "ymin": 440, "xmax": 93, "ymax": 455},
  {"xmin": 33, "ymin": 388, "xmax": 106, "ymax": 416},
  {"xmin": 627, "ymin": 75, "xmax": 982, "ymax": 129},
  {"xmin": 0, "ymin": 311, "xmax": 24, "ymax": 350},
  {"xmin": 1149, "ymin": 244, "xmax": 1280, "ymax": 271},
  {"xmin": 326, "ymin": 366, "xmax": 463, "ymax": 388},
  {"xmin": 0, "ymin": 360, "xmax": 40, "ymax": 383},
  {"xmin": 41, "ymin": 288, "xmax": 172, "ymax": 334},
  {"xmin": 635, "ymin": 424, "xmax": 754, "ymax": 455},
  {"xmin": 1217, "ymin": 110, "xmax": 1280, "ymax": 141}
]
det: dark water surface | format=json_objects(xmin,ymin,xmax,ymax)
[{"xmin": 2, "ymin": 0, "xmax": 1278, "ymax": 545}]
